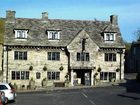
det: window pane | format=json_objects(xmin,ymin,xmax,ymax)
[
  {"xmin": 113, "ymin": 54, "xmax": 116, "ymax": 61},
  {"xmin": 16, "ymin": 71, "xmax": 20, "ymax": 80},
  {"xmin": 77, "ymin": 53, "xmax": 80, "ymax": 61},
  {"xmin": 100, "ymin": 72, "xmax": 103, "ymax": 80},
  {"xmin": 86, "ymin": 53, "xmax": 89, "ymax": 61},
  {"xmin": 47, "ymin": 72, "xmax": 51, "ymax": 80},
  {"xmin": 14, "ymin": 51, "xmax": 18, "ymax": 60},
  {"xmin": 56, "ymin": 72, "xmax": 60, "ymax": 80},
  {"xmin": 56, "ymin": 52, "xmax": 60, "ymax": 60},
  {"xmin": 26, "ymin": 71, "xmax": 29, "ymax": 80},
  {"xmin": 52, "ymin": 72, "xmax": 55, "ymax": 80},
  {"xmin": 109, "ymin": 54, "xmax": 112, "ymax": 61},
  {"xmin": 48, "ymin": 52, "xmax": 51, "ymax": 60},
  {"xmin": 21, "ymin": 71, "xmax": 25, "ymax": 80},
  {"xmin": 12, "ymin": 71, "xmax": 15, "ymax": 80},
  {"xmin": 36, "ymin": 72, "xmax": 41, "ymax": 79},
  {"xmin": 24, "ymin": 52, "xmax": 27, "ymax": 60},
  {"xmin": 104, "ymin": 72, "xmax": 108, "ymax": 80},
  {"xmin": 52, "ymin": 52, "xmax": 55, "ymax": 60},
  {"xmin": 109, "ymin": 72, "xmax": 116, "ymax": 80}
]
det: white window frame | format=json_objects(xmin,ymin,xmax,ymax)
[
  {"xmin": 104, "ymin": 33, "xmax": 116, "ymax": 41},
  {"xmin": 47, "ymin": 31, "xmax": 60, "ymax": 40},
  {"xmin": 47, "ymin": 71, "xmax": 60, "ymax": 80},
  {"xmin": 100, "ymin": 72, "xmax": 116, "ymax": 81},
  {"xmin": 11, "ymin": 71, "xmax": 30, "ymax": 80},
  {"xmin": 14, "ymin": 30, "xmax": 28, "ymax": 39}
]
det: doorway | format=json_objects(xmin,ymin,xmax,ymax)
[{"xmin": 73, "ymin": 69, "xmax": 91, "ymax": 86}]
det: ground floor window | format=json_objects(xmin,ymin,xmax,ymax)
[
  {"xmin": 100, "ymin": 72, "xmax": 116, "ymax": 81},
  {"xmin": 47, "ymin": 71, "xmax": 60, "ymax": 80},
  {"xmin": 11, "ymin": 71, "xmax": 29, "ymax": 80},
  {"xmin": 36, "ymin": 72, "xmax": 41, "ymax": 79}
]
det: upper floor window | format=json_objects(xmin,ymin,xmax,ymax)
[
  {"xmin": 105, "ymin": 53, "xmax": 116, "ymax": 62},
  {"xmin": 48, "ymin": 52, "xmax": 60, "ymax": 61},
  {"xmin": 77, "ymin": 52, "xmax": 89, "ymax": 61},
  {"xmin": 14, "ymin": 29, "xmax": 28, "ymax": 39},
  {"xmin": 104, "ymin": 33, "xmax": 116, "ymax": 41},
  {"xmin": 47, "ymin": 30, "xmax": 60, "ymax": 40},
  {"xmin": 14, "ymin": 51, "xmax": 27, "ymax": 60}
]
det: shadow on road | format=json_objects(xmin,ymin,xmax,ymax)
[
  {"xmin": 117, "ymin": 73, "xmax": 140, "ymax": 100},
  {"xmin": 119, "ymin": 79, "xmax": 140, "ymax": 94},
  {"xmin": 118, "ymin": 94, "xmax": 140, "ymax": 100}
]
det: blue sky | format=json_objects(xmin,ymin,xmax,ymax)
[{"xmin": 0, "ymin": 0, "xmax": 140, "ymax": 42}]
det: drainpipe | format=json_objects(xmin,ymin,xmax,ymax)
[
  {"xmin": 118, "ymin": 49, "xmax": 123, "ymax": 80},
  {"xmin": 6, "ymin": 46, "xmax": 9, "ymax": 83}
]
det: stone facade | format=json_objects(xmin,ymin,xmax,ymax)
[{"xmin": 2, "ymin": 10, "xmax": 125, "ymax": 89}]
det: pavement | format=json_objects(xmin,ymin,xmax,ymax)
[{"xmin": 16, "ymin": 73, "xmax": 138, "ymax": 93}]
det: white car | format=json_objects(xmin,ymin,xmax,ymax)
[{"xmin": 0, "ymin": 83, "xmax": 16, "ymax": 103}]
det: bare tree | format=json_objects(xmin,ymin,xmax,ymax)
[{"xmin": 134, "ymin": 28, "xmax": 140, "ymax": 41}]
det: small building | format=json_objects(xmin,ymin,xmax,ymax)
[{"xmin": 2, "ymin": 10, "xmax": 125, "ymax": 89}]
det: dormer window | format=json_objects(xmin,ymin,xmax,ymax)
[
  {"xmin": 47, "ymin": 30, "xmax": 60, "ymax": 40},
  {"xmin": 14, "ymin": 29, "xmax": 28, "ymax": 39},
  {"xmin": 104, "ymin": 33, "xmax": 116, "ymax": 41}
]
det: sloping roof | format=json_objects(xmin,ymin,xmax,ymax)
[{"xmin": 4, "ymin": 17, "xmax": 125, "ymax": 48}]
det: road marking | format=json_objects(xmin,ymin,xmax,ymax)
[
  {"xmin": 89, "ymin": 100, "xmax": 96, "ymax": 105},
  {"xmin": 82, "ymin": 92, "xmax": 96, "ymax": 105},
  {"xmin": 82, "ymin": 92, "xmax": 88, "ymax": 98}
]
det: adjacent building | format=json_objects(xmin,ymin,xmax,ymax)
[
  {"xmin": 2, "ymin": 10, "xmax": 125, "ymax": 89},
  {"xmin": 126, "ymin": 42, "xmax": 140, "ymax": 73}
]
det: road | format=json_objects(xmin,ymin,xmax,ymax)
[{"xmin": 8, "ymin": 73, "xmax": 140, "ymax": 105}]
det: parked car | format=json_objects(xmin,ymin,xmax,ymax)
[
  {"xmin": 0, "ymin": 91, "xmax": 6, "ymax": 105},
  {"xmin": 0, "ymin": 83, "xmax": 16, "ymax": 103},
  {"xmin": 0, "ymin": 94, "xmax": 3, "ymax": 105}
]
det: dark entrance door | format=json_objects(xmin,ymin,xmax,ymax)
[{"xmin": 74, "ymin": 69, "xmax": 91, "ymax": 86}]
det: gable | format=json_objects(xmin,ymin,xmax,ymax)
[{"xmin": 67, "ymin": 30, "xmax": 99, "ymax": 52}]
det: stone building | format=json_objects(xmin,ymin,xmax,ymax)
[{"xmin": 3, "ymin": 10, "xmax": 125, "ymax": 89}]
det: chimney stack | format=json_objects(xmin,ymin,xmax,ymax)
[
  {"xmin": 6, "ymin": 10, "xmax": 16, "ymax": 23},
  {"xmin": 42, "ymin": 12, "xmax": 48, "ymax": 20},
  {"xmin": 110, "ymin": 15, "xmax": 118, "ymax": 25}
]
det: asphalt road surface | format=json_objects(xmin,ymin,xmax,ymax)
[{"xmin": 8, "ymin": 73, "xmax": 140, "ymax": 105}]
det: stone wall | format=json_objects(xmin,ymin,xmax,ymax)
[{"xmin": 3, "ymin": 47, "xmax": 68, "ymax": 89}]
